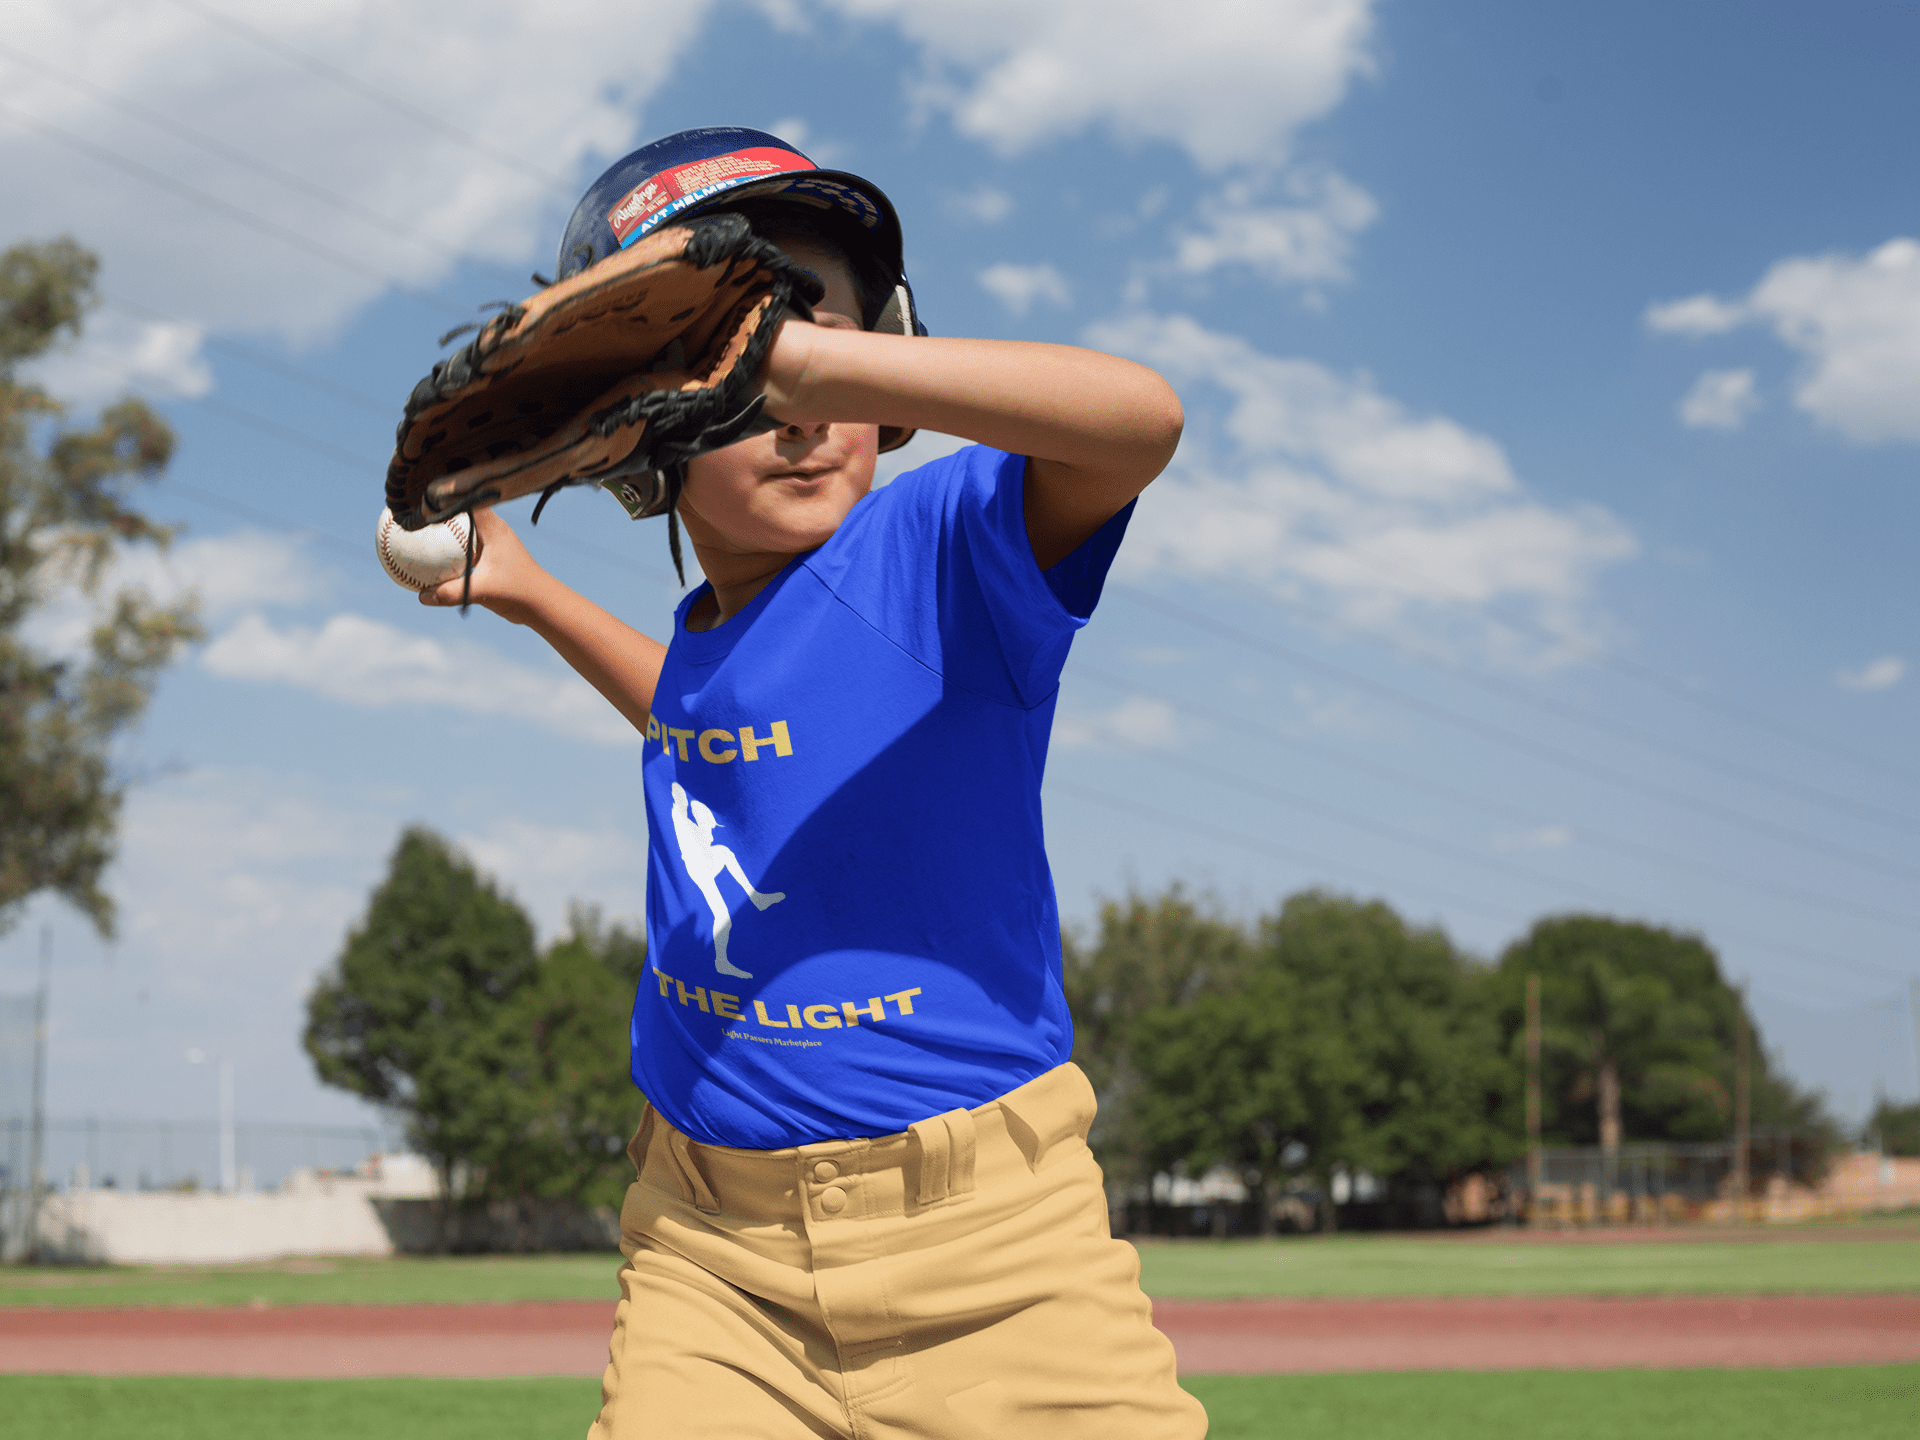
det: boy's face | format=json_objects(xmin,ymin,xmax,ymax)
[{"xmin": 677, "ymin": 244, "xmax": 879, "ymax": 559}]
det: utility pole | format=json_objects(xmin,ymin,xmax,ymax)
[
  {"xmin": 26, "ymin": 926, "xmax": 50, "ymax": 1263},
  {"xmin": 1910, "ymin": 977, "xmax": 1920, "ymax": 1106},
  {"xmin": 187, "ymin": 1048, "xmax": 237, "ymax": 1192},
  {"xmin": 1733, "ymin": 988, "xmax": 1751, "ymax": 1224},
  {"xmin": 1526, "ymin": 973, "xmax": 1543, "ymax": 1223},
  {"xmin": 219, "ymin": 1058, "xmax": 235, "ymax": 1194}
]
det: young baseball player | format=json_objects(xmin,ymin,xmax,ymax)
[{"xmin": 424, "ymin": 128, "xmax": 1206, "ymax": 1440}]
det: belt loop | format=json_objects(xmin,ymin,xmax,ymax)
[
  {"xmin": 911, "ymin": 1108, "xmax": 976, "ymax": 1205},
  {"xmin": 624, "ymin": 1101, "xmax": 656, "ymax": 1174},
  {"xmin": 910, "ymin": 1114, "xmax": 951, "ymax": 1205},
  {"xmin": 667, "ymin": 1128, "xmax": 720, "ymax": 1214},
  {"xmin": 944, "ymin": 1108, "xmax": 977, "ymax": 1199}
]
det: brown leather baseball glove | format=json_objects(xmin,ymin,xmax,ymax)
[{"xmin": 383, "ymin": 214, "xmax": 823, "ymax": 537}]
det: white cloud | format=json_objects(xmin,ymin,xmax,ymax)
[
  {"xmin": 24, "ymin": 529, "xmax": 333, "ymax": 658},
  {"xmin": 1644, "ymin": 294, "xmax": 1745, "ymax": 336},
  {"xmin": 1089, "ymin": 312, "xmax": 1637, "ymax": 661},
  {"xmin": 824, "ymin": 0, "xmax": 1377, "ymax": 169},
  {"xmin": 117, "ymin": 768, "xmax": 379, "ymax": 984},
  {"xmin": 1647, "ymin": 238, "xmax": 1920, "ymax": 443},
  {"xmin": 947, "ymin": 184, "xmax": 1013, "ymax": 224},
  {"xmin": 1126, "ymin": 644, "xmax": 1189, "ymax": 665},
  {"xmin": 763, "ymin": 115, "xmax": 845, "ymax": 167},
  {"xmin": 201, "ymin": 611, "xmax": 640, "ymax": 746},
  {"xmin": 978, "ymin": 262, "xmax": 1071, "ymax": 317},
  {"xmin": 456, "ymin": 818, "xmax": 647, "ymax": 942},
  {"xmin": 121, "ymin": 772, "xmax": 648, "ymax": 984},
  {"xmin": 1056, "ymin": 695, "xmax": 1179, "ymax": 750},
  {"xmin": 1172, "ymin": 169, "xmax": 1377, "ymax": 287},
  {"xmin": 24, "ymin": 311, "xmax": 213, "ymax": 405},
  {"xmin": 1497, "ymin": 825, "xmax": 1573, "ymax": 851},
  {"xmin": 1835, "ymin": 656, "xmax": 1905, "ymax": 693},
  {"xmin": 1678, "ymin": 368, "xmax": 1759, "ymax": 430},
  {"xmin": 0, "ymin": 1, "xmax": 718, "ymax": 342}
]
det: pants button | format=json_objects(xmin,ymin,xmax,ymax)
[
  {"xmin": 819, "ymin": 1186, "xmax": 848, "ymax": 1214},
  {"xmin": 812, "ymin": 1160, "xmax": 838, "ymax": 1183}
]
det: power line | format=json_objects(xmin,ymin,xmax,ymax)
[
  {"xmin": 1071, "ymin": 664, "xmax": 1920, "ymax": 932},
  {"xmin": 1237, "ymin": 574, "xmax": 1920, "ymax": 836},
  {"xmin": 1051, "ymin": 770, "xmax": 1892, "ymax": 995},
  {"xmin": 1111, "ymin": 584, "xmax": 1920, "ymax": 887},
  {"xmin": 159, "ymin": 0, "xmax": 556, "ymax": 187},
  {"xmin": 0, "ymin": 41, "xmax": 526, "ymax": 287},
  {"xmin": 53, "ymin": 317, "xmax": 1910, "ymax": 986},
  {"xmin": 1204, "ymin": 485, "xmax": 1920, "ymax": 790},
  {"xmin": 50, "ymin": 342, "xmax": 674, "ymax": 589},
  {"xmin": 103, "ymin": 293, "xmax": 395, "ymax": 416},
  {"xmin": 1046, "ymin": 778, "xmax": 1517, "ymax": 926},
  {"xmin": 1060, "ymin": 709, "xmax": 1913, "ymax": 983},
  {"xmin": 0, "ymin": 100, "xmax": 468, "ymax": 319}
]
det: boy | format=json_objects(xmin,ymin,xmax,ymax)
[{"xmin": 423, "ymin": 128, "xmax": 1205, "ymax": 1440}]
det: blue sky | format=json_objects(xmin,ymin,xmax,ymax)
[{"xmin": 2, "ymin": 0, "xmax": 1916, "ymax": 1147}]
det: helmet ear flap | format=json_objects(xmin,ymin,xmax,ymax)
[
  {"xmin": 873, "ymin": 282, "xmax": 915, "ymax": 337},
  {"xmin": 874, "ymin": 283, "xmax": 920, "ymax": 453}
]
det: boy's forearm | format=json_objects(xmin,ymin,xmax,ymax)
[
  {"xmin": 512, "ymin": 575, "xmax": 668, "ymax": 735},
  {"xmin": 769, "ymin": 331, "xmax": 1184, "ymax": 489}
]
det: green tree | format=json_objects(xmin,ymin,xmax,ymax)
[
  {"xmin": 1258, "ymin": 892, "xmax": 1515, "ymax": 1227},
  {"xmin": 1129, "ymin": 962, "xmax": 1350, "ymax": 1232},
  {"xmin": 1868, "ymin": 1099, "xmax": 1920, "ymax": 1158},
  {"xmin": 1496, "ymin": 916, "xmax": 1734, "ymax": 1155},
  {"xmin": 1, "ymin": 237, "xmax": 200, "ymax": 935},
  {"xmin": 1494, "ymin": 915, "xmax": 1837, "ymax": 1187},
  {"xmin": 1085, "ymin": 886, "xmax": 1517, "ymax": 1231},
  {"xmin": 1062, "ymin": 886, "xmax": 1255, "ymax": 1196},
  {"xmin": 495, "ymin": 905, "xmax": 650, "ymax": 1209},
  {"xmin": 305, "ymin": 827, "xmax": 543, "ymax": 1206}
]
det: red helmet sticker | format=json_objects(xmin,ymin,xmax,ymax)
[{"xmin": 608, "ymin": 147, "xmax": 814, "ymax": 243}]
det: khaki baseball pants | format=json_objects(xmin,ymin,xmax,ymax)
[{"xmin": 588, "ymin": 1062, "xmax": 1208, "ymax": 1439}]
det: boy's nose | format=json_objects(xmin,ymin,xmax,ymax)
[{"xmin": 777, "ymin": 418, "xmax": 832, "ymax": 440}]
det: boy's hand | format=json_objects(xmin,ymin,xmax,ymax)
[{"xmin": 420, "ymin": 508, "xmax": 550, "ymax": 623}]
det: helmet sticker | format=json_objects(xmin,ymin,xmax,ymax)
[{"xmin": 609, "ymin": 146, "xmax": 812, "ymax": 244}]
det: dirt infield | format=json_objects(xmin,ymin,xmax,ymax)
[{"xmin": 4, "ymin": 1294, "xmax": 1917, "ymax": 1377}]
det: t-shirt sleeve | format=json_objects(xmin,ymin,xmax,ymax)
[{"xmin": 808, "ymin": 446, "xmax": 1134, "ymax": 709}]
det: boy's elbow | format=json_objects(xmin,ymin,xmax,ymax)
[{"xmin": 1139, "ymin": 381, "xmax": 1185, "ymax": 475}]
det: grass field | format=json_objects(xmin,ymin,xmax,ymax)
[
  {"xmin": 2, "ymin": 1369, "xmax": 1914, "ymax": 1439},
  {"xmin": 1133, "ymin": 1232, "xmax": 1920, "ymax": 1299},
  {"xmin": 5, "ymin": 1230, "xmax": 1918, "ymax": 1308},
  {"xmin": 0, "ymin": 1253, "xmax": 619, "ymax": 1310}
]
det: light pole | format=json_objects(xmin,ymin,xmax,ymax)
[
  {"xmin": 185, "ymin": 1049, "xmax": 236, "ymax": 1194},
  {"xmin": 26, "ymin": 927, "xmax": 50, "ymax": 1263}
]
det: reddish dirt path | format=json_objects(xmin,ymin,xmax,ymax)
[
  {"xmin": 1153, "ymin": 1295, "xmax": 1920, "ymax": 1374},
  {"xmin": 2, "ymin": 1294, "xmax": 1916, "ymax": 1377}
]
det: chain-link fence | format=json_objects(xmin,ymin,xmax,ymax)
[
  {"xmin": 0, "ymin": 1114, "xmax": 402, "ymax": 1196},
  {"xmin": 0, "ymin": 994, "xmax": 33, "ymax": 1125},
  {"xmin": 1510, "ymin": 1130, "xmax": 1826, "ymax": 1225}
]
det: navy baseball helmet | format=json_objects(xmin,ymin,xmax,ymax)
[{"xmin": 555, "ymin": 126, "xmax": 925, "ymax": 338}]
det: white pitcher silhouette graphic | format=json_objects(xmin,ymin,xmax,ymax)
[{"xmin": 669, "ymin": 782, "xmax": 785, "ymax": 979}]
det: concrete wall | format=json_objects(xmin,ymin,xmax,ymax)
[
  {"xmin": 1, "ymin": 1152, "xmax": 621, "ymax": 1263},
  {"xmin": 31, "ymin": 1185, "xmax": 400, "ymax": 1264}
]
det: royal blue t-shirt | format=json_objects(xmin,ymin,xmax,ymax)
[{"xmin": 631, "ymin": 445, "xmax": 1131, "ymax": 1148}]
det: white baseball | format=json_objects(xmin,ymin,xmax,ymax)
[{"xmin": 376, "ymin": 509, "xmax": 480, "ymax": 591}]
